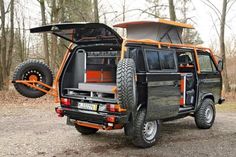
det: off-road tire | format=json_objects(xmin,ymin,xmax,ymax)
[
  {"xmin": 13, "ymin": 60, "xmax": 53, "ymax": 98},
  {"xmin": 195, "ymin": 98, "xmax": 215, "ymax": 129},
  {"xmin": 75, "ymin": 123, "xmax": 98, "ymax": 135},
  {"xmin": 132, "ymin": 108, "xmax": 160, "ymax": 148},
  {"xmin": 116, "ymin": 59, "xmax": 136, "ymax": 109}
]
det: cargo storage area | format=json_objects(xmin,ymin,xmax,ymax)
[{"xmin": 60, "ymin": 47, "xmax": 119, "ymax": 103}]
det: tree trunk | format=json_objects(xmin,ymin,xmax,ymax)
[
  {"xmin": 17, "ymin": 18, "xmax": 28, "ymax": 62},
  {"xmin": 6, "ymin": 0, "xmax": 14, "ymax": 75},
  {"xmin": 50, "ymin": 0, "xmax": 58, "ymax": 72},
  {"xmin": 57, "ymin": 0, "xmax": 66, "ymax": 68},
  {"xmin": 0, "ymin": 0, "xmax": 14, "ymax": 90},
  {"xmin": 220, "ymin": 0, "xmax": 230, "ymax": 92},
  {"xmin": 93, "ymin": 0, "xmax": 99, "ymax": 23},
  {"xmin": 39, "ymin": 0, "xmax": 50, "ymax": 65},
  {"xmin": 122, "ymin": 0, "xmax": 126, "ymax": 36},
  {"xmin": 0, "ymin": 0, "xmax": 6, "ymax": 90},
  {"xmin": 168, "ymin": 0, "xmax": 176, "ymax": 21}
]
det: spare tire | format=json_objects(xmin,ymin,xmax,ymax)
[
  {"xmin": 13, "ymin": 60, "xmax": 53, "ymax": 98},
  {"xmin": 116, "ymin": 58, "xmax": 137, "ymax": 109}
]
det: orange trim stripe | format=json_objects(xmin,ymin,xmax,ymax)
[
  {"xmin": 113, "ymin": 19, "xmax": 194, "ymax": 29},
  {"xmin": 75, "ymin": 121, "xmax": 113, "ymax": 130},
  {"xmin": 180, "ymin": 97, "xmax": 184, "ymax": 106},
  {"xmin": 179, "ymin": 65, "xmax": 194, "ymax": 68},
  {"xmin": 180, "ymin": 79, "xmax": 185, "ymax": 93},
  {"xmin": 120, "ymin": 39, "xmax": 217, "ymax": 74}
]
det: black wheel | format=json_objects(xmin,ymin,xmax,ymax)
[
  {"xmin": 195, "ymin": 98, "xmax": 215, "ymax": 129},
  {"xmin": 74, "ymin": 123, "xmax": 98, "ymax": 135},
  {"xmin": 116, "ymin": 59, "xmax": 137, "ymax": 109},
  {"xmin": 13, "ymin": 60, "xmax": 53, "ymax": 98},
  {"xmin": 132, "ymin": 108, "xmax": 160, "ymax": 148}
]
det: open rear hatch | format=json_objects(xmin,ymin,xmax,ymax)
[
  {"xmin": 30, "ymin": 23, "xmax": 122, "ymax": 103},
  {"xmin": 30, "ymin": 23, "xmax": 123, "ymax": 45}
]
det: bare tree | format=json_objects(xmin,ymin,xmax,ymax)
[
  {"xmin": 0, "ymin": 0, "xmax": 14, "ymax": 90},
  {"xmin": 38, "ymin": 0, "xmax": 50, "ymax": 65},
  {"xmin": 0, "ymin": 0, "xmax": 6, "ymax": 90},
  {"xmin": 93, "ymin": 0, "xmax": 99, "ymax": 22},
  {"xmin": 122, "ymin": 0, "xmax": 126, "ymax": 36},
  {"xmin": 180, "ymin": 0, "xmax": 203, "ymax": 44},
  {"xmin": 49, "ymin": 0, "xmax": 64, "ymax": 72},
  {"xmin": 168, "ymin": 0, "xmax": 176, "ymax": 21},
  {"xmin": 220, "ymin": 0, "xmax": 230, "ymax": 92},
  {"xmin": 147, "ymin": 0, "xmax": 160, "ymax": 17},
  {"xmin": 202, "ymin": 0, "xmax": 236, "ymax": 92},
  {"xmin": 16, "ymin": 19, "xmax": 27, "ymax": 62}
]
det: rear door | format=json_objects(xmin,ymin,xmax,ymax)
[
  {"xmin": 30, "ymin": 23, "xmax": 122, "ymax": 45},
  {"xmin": 144, "ymin": 47, "xmax": 181, "ymax": 120}
]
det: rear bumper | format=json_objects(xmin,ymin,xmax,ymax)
[{"xmin": 55, "ymin": 106, "xmax": 128, "ymax": 126}]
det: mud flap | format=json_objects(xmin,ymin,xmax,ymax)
[{"xmin": 66, "ymin": 117, "xmax": 75, "ymax": 126}]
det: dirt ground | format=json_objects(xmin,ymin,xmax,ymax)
[{"xmin": 0, "ymin": 91, "xmax": 236, "ymax": 157}]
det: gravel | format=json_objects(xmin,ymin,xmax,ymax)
[{"xmin": 0, "ymin": 93, "xmax": 236, "ymax": 157}]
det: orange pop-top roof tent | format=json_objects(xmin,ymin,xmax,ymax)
[{"xmin": 113, "ymin": 19, "xmax": 194, "ymax": 44}]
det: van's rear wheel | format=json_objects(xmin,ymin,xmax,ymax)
[
  {"xmin": 116, "ymin": 59, "xmax": 137, "ymax": 109},
  {"xmin": 132, "ymin": 108, "xmax": 160, "ymax": 148},
  {"xmin": 13, "ymin": 60, "xmax": 53, "ymax": 98},
  {"xmin": 195, "ymin": 98, "xmax": 215, "ymax": 129},
  {"xmin": 74, "ymin": 123, "xmax": 98, "ymax": 135}
]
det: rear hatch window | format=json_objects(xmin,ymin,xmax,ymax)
[{"xmin": 30, "ymin": 23, "xmax": 122, "ymax": 45}]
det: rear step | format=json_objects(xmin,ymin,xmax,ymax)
[{"xmin": 179, "ymin": 106, "xmax": 194, "ymax": 113}]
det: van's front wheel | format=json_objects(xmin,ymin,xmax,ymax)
[
  {"xmin": 195, "ymin": 98, "xmax": 215, "ymax": 129},
  {"xmin": 132, "ymin": 108, "xmax": 160, "ymax": 148}
]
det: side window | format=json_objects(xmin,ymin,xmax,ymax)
[
  {"xmin": 198, "ymin": 53, "xmax": 216, "ymax": 72},
  {"xmin": 177, "ymin": 52, "xmax": 193, "ymax": 65},
  {"xmin": 127, "ymin": 47, "xmax": 145, "ymax": 72},
  {"xmin": 145, "ymin": 48, "xmax": 177, "ymax": 71},
  {"xmin": 128, "ymin": 47, "xmax": 137, "ymax": 61},
  {"xmin": 159, "ymin": 51, "xmax": 176, "ymax": 70},
  {"xmin": 145, "ymin": 49, "xmax": 161, "ymax": 70}
]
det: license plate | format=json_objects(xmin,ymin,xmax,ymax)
[{"xmin": 77, "ymin": 102, "xmax": 97, "ymax": 111}]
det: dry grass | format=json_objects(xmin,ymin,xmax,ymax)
[
  {"xmin": 0, "ymin": 89, "xmax": 54, "ymax": 106},
  {"xmin": 1, "ymin": 89, "xmax": 236, "ymax": 113},
  {"xmin": 223, "ymin": 91, "xmax": 236, "ymax": 101},
  {"xmin": 216, "ymin": 102, "xmax": 236, "ymax": 112}
]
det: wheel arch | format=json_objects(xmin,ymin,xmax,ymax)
[{"xmin": 196, "ymin": 93, "xmax": 215, "ymax": 111}]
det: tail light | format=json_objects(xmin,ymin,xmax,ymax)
[
  {"xmin": 61, "ymin": 98, "xmax": 71, "ymax": 106},
  {"xmin": 55, "ymin": 107, "xmax": 64, "ymax": 117},
  {"xmin": 106, "ymin": 104, "xmax": 126, "ymax": 112},
  {"xmin": 106, "ymin": 104, "xmax": 116, "ymax": 112},
  {"xmin": 106, "ymin": 116, "xmax": 116, "ymax": 123}
]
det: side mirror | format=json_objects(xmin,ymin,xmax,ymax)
[{"xmin": 217, "ymin": 60, "xmax": 223, "ymax": 72}]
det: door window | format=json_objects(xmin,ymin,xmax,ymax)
[{"xmin": 198, "ymin": 54, "xmax": 216, "ymax": 72}]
